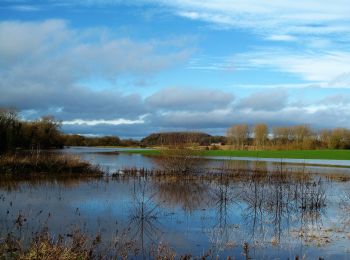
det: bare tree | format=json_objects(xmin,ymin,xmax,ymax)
[
  {"xmin": 253, "ymin": 124, "xmax": 268, "ymax": 148},
  {"xmin": 227, "ymin": 124, "xmax": 250, "ymax": 149},
  {"xmin": 272, "ymin": 127, "xmax": 292, "ymax": 146},
  {"xmin": 327, "ymin": 128, "xmax": 350, "ymax": 149},
  {"xmin": 291, "ymin": 125, "xmax": 312, "ymax": 145}
]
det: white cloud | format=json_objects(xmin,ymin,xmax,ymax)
[
  {"xmin": 0, "ymin": 19, "xmax": 191, "ymax": 120},
  {"xmin": 63, "ymin": 117, "xmax": 146, "ymax": 126},
  {"xmin": 186, "ymin": 50, "xmax": 350, "ymax": 85},
  {"xmin": 266, "ymin": 35, "xmax": 297, "ymax": 42},
  {"xmin": 11, "ymin": 1, "xmax": 350, "ymax": 39},
  {"xmin": 155, "ymin": 0, "xmax": 350, "ymax": 38},
  {"xmin": 0, "ymin": 19, "xmax": 190, "ymax": 83},
  {"xmin": 233, "ymin": 50, "xmax": 350, "ymax": 83}
]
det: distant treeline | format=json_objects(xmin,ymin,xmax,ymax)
[
  {"xmin": 140, "ymin": 132, "xmax": 227, "ymax": 147},
  {"xmin": 2, "ymin": 108, "xmax": 350, "ymax": 153},
  {"xmin": 63, "ymin": 134, "xmax": 139, "ymax": 147},
  {"xmin": 137, "ymin": 126, "xmax": 350, "ymax": 150},
  {"xmin": 227, "ymin": 124, "xmax": 350, "ymax": 150}
]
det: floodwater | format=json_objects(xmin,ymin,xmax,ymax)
[
  {"xmin": 62, "ymin": 146, "xmax": 350, "ymax": 175},
  {"xmin": 1, "ymin": 147, "xmax": 350, "ymax": 259}
]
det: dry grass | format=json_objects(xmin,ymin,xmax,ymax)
[
  {"xmin": 0, "ymin": 229, "xmax": 95, "ymax": 260},
  {"xmin": 323, "ymin": 173, "xmax": 350, "ymax": 182},
  {"xmin": 0, "ymin": 152, "xmax": 103, "ymax": 178},
  {"xmin": 0, "ymin": 228, "xmax": 180, "ymax": 260}
]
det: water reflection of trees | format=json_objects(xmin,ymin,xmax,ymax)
[
  {"xmin": 122, "ymin": 171, "xmax": 328, "ymax": 254},
  {"xmin": 208, "ymin": 175, "xmax": 238, "ymax": 253},
  {"xmin": 0, "ymin": 177, "xmax": 102, "ymax": 191},
  {"xmin": 153, "ymin": 177, "xmax": 211, "ymax": 212},
  {"xmin": 237, "ymin": 175, "xmax": 326, "ymax": 246},
  {"xmin": 127, "ymin": 179, "xmax": 163, "ymax": 259},
  {"xmin": 339, "ymin": 188, "xmax": 350, "ymax": 232}
]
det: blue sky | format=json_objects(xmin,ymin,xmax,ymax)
[{"xmin": 1, "ymin": 0, "xmax": 350, "ymax": 138}]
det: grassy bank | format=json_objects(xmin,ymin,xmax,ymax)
[
  {"xmin": 121, "ymin": 149, "xmax": 350, "ymax": 160},
  {"xmin": 0, "ymin": 153, "xmax": 103, "ymax": 178}
]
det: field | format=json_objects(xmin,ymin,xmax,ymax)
[{"xmin": 122, "ymin": 149, "xmax": 350, "ymax": 160}]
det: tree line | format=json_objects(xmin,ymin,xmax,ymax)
[
  {"xmin": 2, "ymin": 107, "xmax": 349, "ymax": 153},
  {"xmin": 0, "ymin": 108, "xmax": 64, "ymax": 154},
  {"xmin": 0, "ymin": 108, "xmax": 138, "ymax": 154},
  {"xmin": 227, "ymin": 123, "xmax": 350, "ymax": 150},
  {"xmin": 63, "ymin": 134, "xmax": 139, "ymax": 147},
  {"xmin": 140, "ymin": 132, "xmax": 226, "ymax": 147}
]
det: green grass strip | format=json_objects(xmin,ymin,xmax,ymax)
[{"xmin": 121, "ymin": 149, "xmax": 350, "ymax": 160}]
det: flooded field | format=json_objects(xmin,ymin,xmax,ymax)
[{"xmin": 1, "ymin": 147, "xmax": 350, "ymax": 259}]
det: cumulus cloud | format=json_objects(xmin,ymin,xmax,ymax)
[
  {"xmin": 1, "ymin": 15, "xmax": 350, "ymax": 137},
  {"xmin": 237, "ymin": 89, "xmax": 288, "ymax": 111},
  {"xmin": 146, "ymin": 87, "xmax": 234, "ymax": 111},
  {"xmin": 57, "ymin": 87, "xmax": 349, "ymax": 136},
  {"xmin": 0, "ymin": 19, "xmax": 189, "ymax": 78},
  {"xmin": 143, "ymin": 101, "xmax": 350, "ymax": 133},
  {"xmin": 0, "ymin": 19, "xmax": 189, "ymax": 121},
  {"xmin": 320, "ymin": 93, "xmax": 350, "ymax": 106},
  {"xmin": 62, "ymin": 122, "xmax": 152, "ymax": 138}
]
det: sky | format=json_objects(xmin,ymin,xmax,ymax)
[{"xmin": 1, "ymin": 0, "xmax": 350, "ymax": 138}]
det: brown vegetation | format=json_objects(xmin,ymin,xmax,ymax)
[
  {"xmin": 227, "ymin": 124, "xmax": 250, "ymax": 149},
  {"xmin": 253, "ymin": 123, "xmax": 268, "ymax": 148},
  {"xmin": 227, "ymin": 123, "xmax": 350, "ymax": 150},
  {"xmin": 63, "ymin": 134, "xmax": 140, "ymax": 147},
  {"xmin": 0, "ymin": 228, "xmax": 140, "ymax": 260},
  {"xmin": 140, "ymin": 132, "xmax": 226, "ymax": 147},
  {"xmin": 0, "ymin": 152, "xmax": 103, "ymax": 178}
]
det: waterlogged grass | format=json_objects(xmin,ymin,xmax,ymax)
[{"xmin": 122, "ymin": 149, "xmax": 350, "ymax": 160}]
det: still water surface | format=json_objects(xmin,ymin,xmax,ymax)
[{"xmin": 1, "ymin": 147, "xmax": 350, "ymax": 259}]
